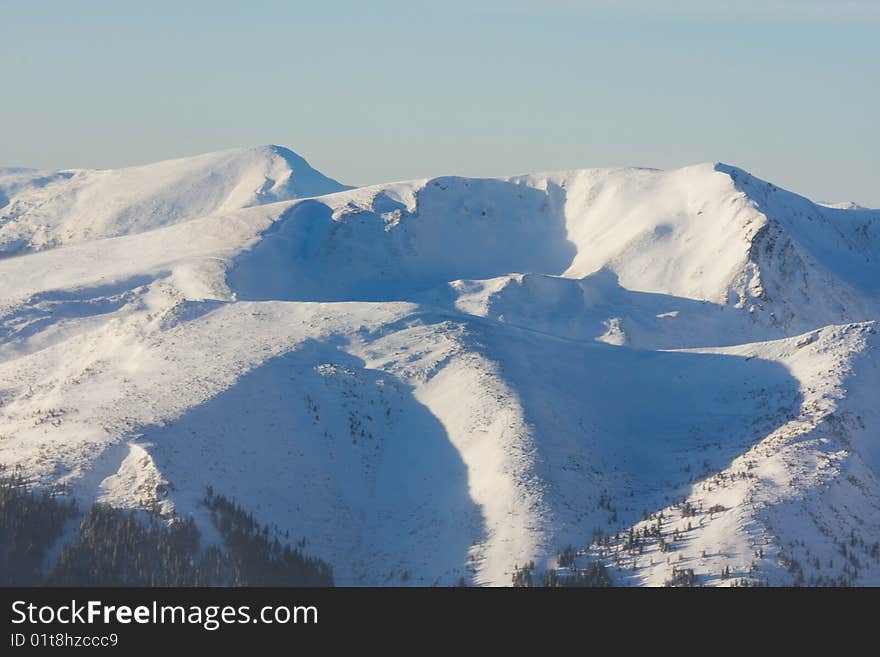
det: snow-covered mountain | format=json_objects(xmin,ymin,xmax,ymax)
[
  {"xmin": 0, "ymin": 145, "xmax": 348, "ymax": 255},
  {"xmin": 0, "ymin": 146, "xmax": 877, "ymax": 586}
]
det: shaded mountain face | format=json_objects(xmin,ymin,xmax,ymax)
[{"xmin": 0, "ymin": 147, "xmax": 878, "ymax": 586}]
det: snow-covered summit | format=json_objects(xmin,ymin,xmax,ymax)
[
  {"xmin": 228, "ymin": 160, "xmax": 878, "ymax": 338},
  {"xmin": 0, "ymin": 145, "xmax": 349, "ymax": 255}
]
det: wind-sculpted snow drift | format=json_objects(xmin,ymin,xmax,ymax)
[{"xmin": 0, "ymin": 146, "xmax": 878, "ymax": 586}]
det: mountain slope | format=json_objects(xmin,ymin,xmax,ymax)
[
  {"xmin": 0, "ymin": 147, "xmax": 877, "ymax": 586},
  {"xmin": 0, "ymin": 145, "xmax": 349, "ymax": 255}
]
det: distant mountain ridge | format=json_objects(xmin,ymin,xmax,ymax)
[
  {"xmin": 0, "ymin": 145, "xmax": 349, "ymax": 255},
  {"xmin": 228, "ymin": 161, "xmax": 878, "ymax": 338}
]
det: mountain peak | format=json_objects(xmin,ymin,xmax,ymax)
[{"xmin": 0, "ymin": 145, "xmax": 350, "ymax": 255}]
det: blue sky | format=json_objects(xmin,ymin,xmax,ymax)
[{"xmin": 1, "ymin": 1, "xmax": 877, "ymax": 205}]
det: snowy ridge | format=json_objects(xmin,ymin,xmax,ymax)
[
  {"xmin": 0, "ymin": 145, "xmax": 349, "ymax": 255},
  {"xmin": 0, "ymin": 147, "xmax": 877, "ymax": 585}
]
